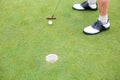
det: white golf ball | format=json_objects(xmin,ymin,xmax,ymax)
[
  {"xmin": 46, "ymin": 54, "xmax": 58, "ymax": 63},
  {"xmin": 48, "ymin": 20, "xmax": 53, "ymax": 25}
]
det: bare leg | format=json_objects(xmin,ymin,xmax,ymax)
[
  {"xmin": 98, "ymin": 0, "xmax": 110, "ymax": 16},
  {"xmin": 98, "ymin": 0, "xmax": 110, "ymax": 24},
  {"xmin": 83, "ymin": 0, "xmax": 110, "ymax": 34}
]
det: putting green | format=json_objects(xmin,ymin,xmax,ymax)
[{"xmin": 0, "ymin": 0, "xmax": 120, "ymax": 80}]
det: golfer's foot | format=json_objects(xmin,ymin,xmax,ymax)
[
  {"xmin": 73, "ymin": 1, "xmax": 97, "ymax": 11},
  {"xmin": 83, "ymin": 20, "xmax": 110, "ymax": 35}
]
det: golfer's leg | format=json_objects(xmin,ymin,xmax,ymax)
[
  {"xmin": 88, "ymin": 0, "xmax": 97, "ymax": 9},
  {"xmin": 83, "ymin": 0, "xmax": 110, "ymax": 34},
  {"xmin": 98, "ymin": 0, "xmax": 110, "ymax": 24}
]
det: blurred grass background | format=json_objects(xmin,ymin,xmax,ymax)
[{"xmin": 0, "ymin": 0, "xmax": 120, "ymax": 80}]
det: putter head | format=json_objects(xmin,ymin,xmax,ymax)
[{"xmin": 47, "ymin": 15, "xmax": 56, "ymax": 20}]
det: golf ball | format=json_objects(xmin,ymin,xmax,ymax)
[
  {"xmin": 46, "ymin": 54, "xmax": 58, "ymax": 63},
  {"xmin": 48, "ymin": 20, "xmax": 53, "ymax": 25}
]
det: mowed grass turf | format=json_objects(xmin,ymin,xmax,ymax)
[{"xmin": 0, "ymin": 0, "xmax": 120, "ymax": 80}]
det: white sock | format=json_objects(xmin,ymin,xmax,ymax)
[
  {"xmin": 98, "ymin": 15, "xmax": 108, "ymax": 24},
  {"xmin": 87, "ymin": 0, "xmax": 97, "ymax": 9}
]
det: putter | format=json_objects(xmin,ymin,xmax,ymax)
[
  {"xmin": 47, "ymin": 15, "xmax": 56, "ymax": 20},
  {"xmin": 47, "ymin": 0, "xmax": 61, "ymax": 20}
]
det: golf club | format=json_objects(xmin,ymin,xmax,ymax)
[{"xmin": 47, "ymin": 0, "xmax": 61, "ymax": 20}]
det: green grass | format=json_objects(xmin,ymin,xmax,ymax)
[{"xmin": 0, "ymin": 0, "xmax": 120, "ymax": 80}]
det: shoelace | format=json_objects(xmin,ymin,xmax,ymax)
[{"xmin": 92, "ymin": 20, "xmax": 102, "ymax": 28}]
